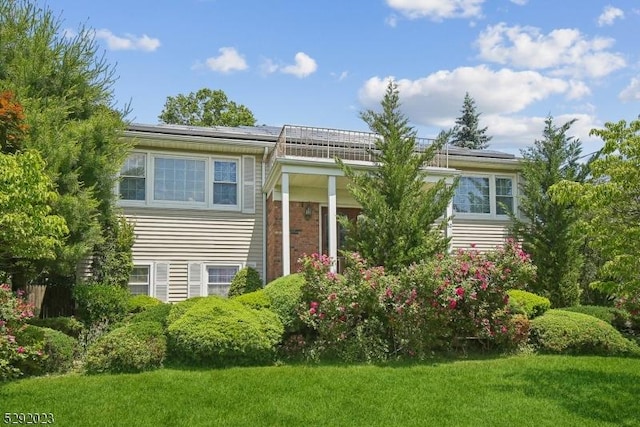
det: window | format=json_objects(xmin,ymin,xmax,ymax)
[
  {"xmin": 119, "ymin": 153, "xmax": 146, "ymax": 201},
  {"xmin": 129, "ymin": 265, "xmax": 150, "ymax": 295},
  {"xmin": 454, "ymin": 176, "xmax": 490, "ymax": 214},
  {"xmin": 496, "ymin": 177, "xmax": 514, "ymax": 215},
  {"xmin": 154, "ymin": 157, "xmax": 206, "ymax": 202},
  {"xmin": 213, "ymin": 160, "xmax": 238, "ymax": 206},
  {"xmin": 453, "ymin": 175, "xmax": 514, "ymax": 217},
  {"xmin": 206, "ymin": 265, "xmax": 239, "ymax": 296}
]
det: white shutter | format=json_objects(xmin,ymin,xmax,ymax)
[
  {"xmin": 242, "ymin": 155, "xmax": 256, "ymax": 214},
  {"xmin": 154, "ymin": 263, "xmax": 169, "ymax": 302},
  {"xmin": 188, "ymin": 262, "xmax": 204, "ymax": 297}
]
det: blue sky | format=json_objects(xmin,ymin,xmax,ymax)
[{"xmin": 48, "ymin": 0, "xmax": 639, "ymax": 155}]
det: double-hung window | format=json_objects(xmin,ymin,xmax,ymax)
[
  {"xmin": 212, "ymin": 160, "xmax": 238, "ymax": 208},
  {"xmin": 128, "ymin": 265, "xmax": 151, "ymax": 295},
  {"xmin": 206, "ymin": 265, "xmax": 240, "ymax": 296},
  {"xmin": 453, "ymin": 175, "xmax": 514, "ymax": 218},
  {"xmin": 119, "ymin": 153, "xmax": 146, "ymax": 201}
]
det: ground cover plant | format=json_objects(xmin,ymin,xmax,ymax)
[{"xmin": 1, "ymin": 355, "xmax": 639, "ymax": 427}]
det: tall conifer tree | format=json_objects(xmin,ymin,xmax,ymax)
[{"xmin": 450, "ymin": 92, "xmax": 491, "ymax": 149}]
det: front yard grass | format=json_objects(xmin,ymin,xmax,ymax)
[{"xmin": 1, "ymin": 355, "xmax": 639, "ymax": 426}]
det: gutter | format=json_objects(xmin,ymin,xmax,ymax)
[{"xmin": 262, "ymin": 147, "xmax": 269, "ymax": 283}]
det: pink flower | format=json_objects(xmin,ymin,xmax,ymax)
[
  {"xmin": 448, "ymin": 299, "xmax": 457, "ymax": 309},
  {"xmin": 501, "ymin": 326, "xmax": 508, "ymax": 334},
  {"xmin": 309, "ymin": 307, "xmax": 316, "ymax": 315},
  {"xmin": 319, "ymin": 312, "xmax": 326, "ymax": 320},
  {"xmin": 455, "ymin": 287, "xmax": 465, "ymax": 297},
  {"xmin": 310, "ymin": 301, "xmax": 319, "ymax": 309},
  {"xmin": 328, "ymin": 293, "xmax": 337, "ymax": 301},
  {"xmin": 17, "ymin": 346, "xmax": 25, "ymax": 354}
]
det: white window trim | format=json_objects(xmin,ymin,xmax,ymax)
[
  {"xmin": 453, "ymin": 173, "xmax": 517, "ymax": 220},
  {"xmin": 129, "ymin": 261, "xmax": 154, "ymax": 296},
  {"xmin": 203, "ymin": 263, "xmax": 243, "ymax": 297},
  {"xmin": 117, "ymin": 150, "xmax": 245, "ymax": 212}
]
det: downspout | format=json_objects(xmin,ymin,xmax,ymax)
[{"xmin": 262, "ymin": 146, "xmax": 269, "ymax": 283}]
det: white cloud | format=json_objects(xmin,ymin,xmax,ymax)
[
  {"xmin": 386, "ymin": 0, "xmax": 484, "ymax": 21},
  {"xmin": 509, "ymin": 0, "xmax": 528, "ymax": 5},
  {"xmin": 204, "ymin": 47, "xmax": 248, "ymax": 73},
  {"xmin": 259, "ymin": 58, "xmax": 279, "ymax": 75},
  {"xmin": 597, "ymin": 5, "xmax": 624, "ymax": 27},
  {"xmin": 619, "ymin": 76, "xmax": 640, "ymax": 102},
  {"xmin": 476, "ymin": 23, "xmax": 626, "ymax": 78},
  {"xmin": 358, "ymin": 67, "xmax": 604, "ymax": 153},
  {"xmin": 331, "ymin": 71, "xmax": 349, "ymax": 81},
  {"xmin": 281, "ymin": 52, "xmax": 318, "ymax": 78},
  {"xmin": 385, "ymin": 14, "xmax": 399, "ymax": 27},
  {"xmin": 94, "ymin": 29, "xmax": 160, "ymax": 52}
]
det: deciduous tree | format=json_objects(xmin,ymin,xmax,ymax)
[{"xmin": 158, "ymin": 88, "xmax": 257, "ymax": 127}]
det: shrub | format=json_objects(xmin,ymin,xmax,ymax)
[
  {"xmin": 507, "ymin": 290, "xmax": 551, "ymax": 319},
  {"xmin": 129, "ymin": 303, "xmax": 172, "ymax": 327},
  {"xmin": 263, "ymin": 273, "xmax": 305, "ymax": 334},
  {"xmin": 85, "ymin": 321, "xmax": 166, "ymax": 374},
  {"xmin": 561, "ymin": 305, "xmax": 629, "ymax": 330},
  {"xmin": 16, "ymin": 325, "xmax": 76, "ymax": 375},
  {"xmin": 27, "ymin": 316, "xmax": 84, "ymax": 338},
  {"xmin": 128, "ymin": 294, "xmax": 162, "ymax": 313},
  {"xmin": 530, "ymin": 309, "xmax": 640, "ymax": 356},
  {"xmin": 166, "ymin": 297, "xmax": 204, "ymax": 326},
  {"xmin": 166, "ymin": 296, "xmax": 283, "ymax": 366},
  {"xmin": 234, "ymin": 289, "xmax": 271, "ymax": 310},
  {"xmin": 0, "ymin": 284, "xmax": 43, "ymax": 381},
  {"xmin": 73, "ymin": 283, "xmax": 130, "ymax": 325},
  {"xmin": 228, "ymin": 266, "xmax": 263, "ymax": 297}
]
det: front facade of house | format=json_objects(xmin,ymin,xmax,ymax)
[{"xmin": 118, "ymin": 123, "xmax": 520, "ymax": 302}]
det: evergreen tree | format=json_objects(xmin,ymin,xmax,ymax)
[
  {"xmin": 509, "ymin": 116, "xmax": 584, "ymax": 307},
  {"xmin": 450, "ymin": 92, "xmax": 491, "ymax": 149},
  {"xmin": 337, "ymin": 81, "xmax": 455, "ymax": 272},
  {"xmin": 0, "ymin": 1, "xmax": 133, "ymax": 288}
]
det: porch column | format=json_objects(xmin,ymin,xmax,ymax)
[
  {"xmin": 282, "ymin": 173, "xmax": 290, "ymax": 276},
  {"xmin": 445, "ymin": 194, "xmax": 454, "ymax": 253},
  {"xmin": 328, "ymin": 175, "xmax": 337, "ymax": 273}
]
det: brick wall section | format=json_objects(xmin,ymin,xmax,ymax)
[{"xmin": 266, "ymin": 197, "xmax": 320, "ymax": 283}]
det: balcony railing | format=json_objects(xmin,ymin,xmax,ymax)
[{"xmin": 266, "ymin": 125, "xmax": 448, "ymax": 176}]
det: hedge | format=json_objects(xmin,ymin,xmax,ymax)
[
  {"xmin": 263, "ymin": 274, "xmax": 305, "ymax": 334},
  {"xmin": 507, "ymin": 289, "xmax": 551, "ymax": 319}
]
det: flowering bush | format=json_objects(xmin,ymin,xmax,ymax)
[
  {"xmin": 298, "ymin": 253, "xmax": 388, "ymax": 362},
  {"xmin": 616, "ymin": 293, "xmax": 640, "ymax": 331},
  {"xmin": 0, "ymin": 284, "xmax": 44, "ymax": 381}
]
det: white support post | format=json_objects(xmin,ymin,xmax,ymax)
[
  {"xmin": 282, "ymin": 173, "xmax": 290, "ymax": 276},
  {"xmin": 445, "ymin": 195, "xmax": 454, "ymax": 253},
  {"xmin": 328, "ymin": 175, "xmax": 337, "ymax": 273}
]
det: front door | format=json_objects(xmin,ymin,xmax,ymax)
[{"xmin": 321, "ymin": 207, "xmax": 360, "ymax": 271}]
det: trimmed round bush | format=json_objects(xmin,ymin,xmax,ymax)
[
  {"xmin": 263, "ymin": 273, "xmax": 305, "ymax": 334},
  {"xmin": 129, "ymin": 303, "xmax": 172, "ymax": 328},
  {"xmin": 85, "ymin": 321, "xmax": 166, "ymax": 374},
  {"xmin": 128, "ymin": 294, "xmax": 162, "ymax": 313},
  {"xmin": 167, "ymin": 296, "xmax": 283, "ymax": 366},
  {"xmin": 228, "ymin": 266, "xmax": 263, "ymax": 297},
  {"xmin": 73, "ymin": 283, "xmax": 131, "ymax": 325},
  {"xmin": 233, "ymin": 289, "xmax": 271, "ymax": 310},
  {"xmin": 16, "ymin": 325, "xmax": 77, "ymax": 375},
  {"xmin": 560, "ymin": 305, "xmax": 629, "ymax": 330},
  {"xmin": 530, "ymin": 309, "xmax": 640, "ymax": 356},
  {"xmin": 27, "ymin": 316, "xmax": 84, "ymax": 338},
  {"xmin": 508, "ymin": 289, "xmax": 551, "ymax": 319}
]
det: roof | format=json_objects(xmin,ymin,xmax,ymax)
[{"xmin": 127, "ymin": 123, "xmax": 281, "ymax": 142}]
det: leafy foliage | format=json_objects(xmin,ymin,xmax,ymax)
[
  {"xmin": 158, "ymin": 88, "xmax": 257, "ymax": 127},
  {"xmin": 0, "ymin": 1, "xmax": 132, "ymax": 288},
  {"xmin": 128, "ymin": 303, "xmax": 172, "ymax": 327},
  {"xmin": 127, "ymin": 294, "xmax": 162, "ymax": 314},
  {"xmin": 85, "ymin": 321, "xmax": 166, "ymax": 374},
  {"xmin": 530, "ymin": 309, "xmax": 640, "ymax": 356},
  {"xmin": 27, "ymin": 316, "xmax": 84, "ymax": 338},
  {"xmin": 233, "ymin": 289, "xmax": 272, "ymax": 310},
  {"xmin": 551, "ymin": 119, "xmax": 640, "ymax": 305},
  {"xmin": 263, "ymin": 273, "xmax": 305, "ymax": 334},
  {"xmin": 166, "ymin": 296, "xmax": 283, "ymax": 366},
  {"xmin": 510, "ymin": 116, "xmax": 585, "ymax": 307},
  {"xmin": 337, "ymin": 80, "xmax": 454, "ymax": 272},
  {"xmin": 15, "ymin": 325, "xmax": 76, "ymax": 375},
  {"xmin": 560, "ymin": 305, "xmax": 629, "ymax": 330},
  {"xmin": 449, "ymin": 92, "xmax": 491, "ymax": 149},
  {"xmin": 228, "ymin": 266, "xmax": 263, "ymax": 297},
  {"xmin": 507, "ymin": 289, "xmax": 551, "ymax": 319},
  {"xmin": 72, "ymin": 283, "xmax": 131, "ymax": 325}
]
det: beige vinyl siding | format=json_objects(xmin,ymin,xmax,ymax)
[
  {"xmin": 450, "ymin": 219, "xmax": 511, "ymax": 251},
  {"xmin": 122, "ymin": 155, "xmax": 263, "ymax": 302}
]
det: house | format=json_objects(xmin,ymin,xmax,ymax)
[{"xmin": 119, "ymin": 123, "xmax": 520, "ymax": 302}]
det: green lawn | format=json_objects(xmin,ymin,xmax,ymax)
[{"xmin": 2, "ymin": 355, "xmax": 639, "ymax": 426}]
